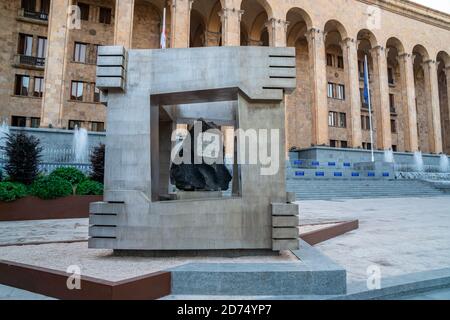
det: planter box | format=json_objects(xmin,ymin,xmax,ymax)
[{"xmin": 0, "ymin": 195, "xmax": 102, "ymax": 221}]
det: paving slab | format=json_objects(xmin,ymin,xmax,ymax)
[{"xmin": 298, "ymin": 196, "xmax": 450, "ymax": 283}]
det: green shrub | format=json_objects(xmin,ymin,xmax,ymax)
[
  {"xmin": 76, "ymin": 180, "xmax": 104, "ymax": 196},
  {"xmin": 4, "ymin": 132, "xmax": 42, "ymax": 185},
  {"xmin": 50, "ymin": 167, "xmax": 86, "ymax": 186},
  {"xmin": 31, "ymin": 176, "xmax": 73, "ymax": 200},
  {"xmin": 0, "ymin": 182, "xmax": 28, "ymax": 202}
]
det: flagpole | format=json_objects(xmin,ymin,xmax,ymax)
[
  {"xmin": 161, "ymin": 7, "xmax": 167, "ymax": 49},
  {"xmin": 365, "ymin": 55, "xmax": 375, "ymax": 163}
]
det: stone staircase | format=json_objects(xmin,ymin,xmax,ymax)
[{"xmin": 286, "ymin": 179, "xmax": 448, "ymax": 200}]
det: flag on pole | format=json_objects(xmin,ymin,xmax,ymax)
[
  {"xmin": 160, "ymin": 8, "xmax": 167, "ymax": 49},
  {"xmin": 363, "ymin": 56, "xmax": 370, "ymax": 105}
]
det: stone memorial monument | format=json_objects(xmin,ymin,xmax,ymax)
[{"xmin": 89, "ymin": 45, "xmax": 300, "ymax": 253}]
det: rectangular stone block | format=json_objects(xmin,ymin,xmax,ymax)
[
  {"xmin": 272, "ymin": 215, "xmax": 299, "ymax": 227},
  {"xmin": 89, "ymin": 214, "xmax": 118, "ymax": 226},
  {"xmin": 98, "ymin": 45, "xmax": 126, "ymax": 56},
  {"xmin": 272, "ymin": 203, "xmax": 299, "ymax": 216},
  {"xmin": 97, "ymin": 55, "xmax": 125, "ymax": 67},
  {"xmin": 272, "ymin": 239, "xmax": 299, "ymax": 251},
  {"xmin": 96, "ymin": 66, "xmax": 125, "ymax": 78},
  {"xmin": 89, "ymin": 226, "xmax": 117, "ymax": 238},
  {"xmin": 90, "ymin": 202, "xmax": 125, "ymax": 214},
  {"xmin": 96, "ymin": 77, "xmax": 125, "ymax": 90},
  {"xmin": 272, "ymin": 227, "xmax": 298, "ymax": 239},
  {"xmin": 268, "ymin": 56, "xmax": 296, "ymax": 68},
  {"xmin": 269, "ymin": 67, "xmax": 296, "ymax": 78},
  {"xmin": 286, "ymin": 192, "xmax": 296, "ymax": 203}
]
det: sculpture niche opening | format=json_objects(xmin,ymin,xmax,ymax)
[{"xmin": 170, "ymin": 118, "xmax": 232, "ymax": 192}]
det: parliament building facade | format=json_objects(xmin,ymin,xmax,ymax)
[{"xmin": 1, "ymin": 0, "xmax": 450, "ymax": 154}]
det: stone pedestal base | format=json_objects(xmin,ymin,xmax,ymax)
[{"xmin": 176, "ymin": 191, "xmax": 223, "ymax": 201}]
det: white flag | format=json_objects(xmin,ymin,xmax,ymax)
[{"xmin": 160, "ymin": 8, "xmax": 167, "ymax": 49}]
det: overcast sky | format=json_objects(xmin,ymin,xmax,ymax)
[{"xmin": 410, "ymin": 0, "xmax": 450, "ymax": 14}]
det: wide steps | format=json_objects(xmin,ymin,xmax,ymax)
[{"xmin": 286, "ymin": 179, "xmax": 447, "ymax": 200}]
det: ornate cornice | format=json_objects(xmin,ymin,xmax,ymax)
[{"xmin": 357, "ymin": 0, "xmax": 450, "ymax": 30}]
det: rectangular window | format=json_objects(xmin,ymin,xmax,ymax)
[
  {"xmin": 94, "ymin": 85, "xmax": 100, "ymax": 102},
  {"xmin": 388, "ymin": 67, "xmax": 394, "ymax": 85},
  {"xmin": 18, "ymin": 34, "xmax": 33, "ymax": 56},
  {"xmin": 362, "ymin": 142, "xmax": 372, "ymax": 150},
  {"xmin": 40, "ymin": 0, "xmax": 50, "ymax": 14},
  {"xmin": 330, "ymin": 140, "xmax": 337, "ymax": 148},
  {"xmin": 71, "ymin": 81, "xmax": 84, "ymax": 101},
  {"xmin": 91, "ymin": 121, "xmax": 105, "ymax": 132},
  {"xmin": 392, "ymin": 145, "xmax": 397, "ymax": 152},
  {"xmin": 389, "ymin": 94, "xmax": 395, "ymax": 113},
  {"xmin": 391, "ymin": 119, "xmax": 397, "ymax": 133},
  {"xmin": 33, "ymin": 77, "xmax": 44, "ymax": 97},
  {"xmin": 99, "ymin": 7, "xmax": 112, "ymax": 24},
  {"xmin": 78, "ymin": 2, "xmax": 89, "ymax": 21},
  {"xmin": 327, "ymin": 83, "xmax": 334, "ymax": 98},
  {"xmin": 341, "ymin": 141, "xmax": 348, "ymax": 148},
  {"xmin": 30, "ymin": 117, "xmax": 40, "ymax": 128},
  {"xmin": 358, "ymin": 60, "xmax": 364, "ymax": 78},
  {"xmin": 328, "ymin": 83, "xmax": 345, "ymax": 100},
  {"xmin": 15, "ymin": 75, "xmax": 30, "ymax": 96},
  {"xmin": 328, "ymin": 111, "xmax": 337, "ymax": 127},
  {"xmin": 326, "ymin": 54, "xmax": 334, "ymax": 67},
  {"xmin": 21, "ymin": 0, "xmax": 36, "ymax": 11},
  {"xmin": 337, "ymin": 56, "xmax": 344, "ymax": 69},
  {"xmin": 68, "ymin": 120, "xmax": 83, "ymax": 130},
  {"xmin": 11, "ymin": 116, "xmax": 27, "ymax": 127},
  {"xmin": 361, "ymin": 115, "xmax": 371, "ymax": 131},
  {"xmin": 339, "ymin": 112, "xmax": 347, "ymax": 128},
  {"xmin": 74, "ymin": 42, "xmax": 87, "ymax": 63},
  {"xmin": 337, "ymin": 84, "xmax": 345, "ymax": 100},
  {"xmin": 37, "ymin": 37, "xmax": 47, "ymax": 58}
]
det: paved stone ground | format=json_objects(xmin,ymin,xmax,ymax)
[
  {"xmin": 0, "ymin": 284, "xmax": 54, "ymax": 300},
  {"xmin": 0, "ymin": 219, "xmax": 88, "ymax": 246},
  {"xmin": 299, "ymin": 196, "xmax": 450, "ymax": 284}
]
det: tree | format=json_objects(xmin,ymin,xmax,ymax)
[
  {"xmin": 4, "ymin": 132, "xmax": 42, "ymax": 185},
  {"xmin": 90, "ymin": 143, "xmax": 105, "ymax": 183}
]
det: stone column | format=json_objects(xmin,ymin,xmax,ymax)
[
  {"xmin": 219, "ymin": 8, "xmax": 243, "ymax": 46},
  {"xmin": 446, "ymin": 67, "xmax": 450, "ymax": 124},
  {"xmin": 341, "ymin": 37, "xmax": 362, "ymax": 148},
  {"xmin": 370, "ymin": 45, "xmax": 392, "ymax": 150},
  {"xmin": 397, "ymin": 53, "xmax": 419, "ymax": 152},
  {"xmin": 169, "ymin": 0, "xmax": 193, "ymax": 48},
  {"xmin": 306, "ymin": 28, "xmax": 328, "ymax": 146},
  {"xmin": 114, "ymin": 0, "xmax": 135, "ymax": 48},
  {"xmin": 422, "ymin": 59, "xmax": 443, "ymax": 153},
  {"xmin": 40, "ymin": 0, "xmax": 70, "ymax": 128},
  {"xmin": 266, "ymin": 18, "xmax": 288, "ymax": 47}
]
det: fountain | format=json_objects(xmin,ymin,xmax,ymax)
[
  {"xmin": 73, "ymin": 126, "xmax": 89, "ymax": 163},
  {"xmin": 0, "ymin": 121, "xmax": 10, "ymax": 153},
  {"xmin": 384, "ymin": 149, "xmax": 395, "ymax": 163},
  {"xmin": 440, "ymin": 154, "xmax": 449, "ymax": 173},
  {"xmin": 413, "ymin": 151, "xmax": 424, "ymax": 172}
]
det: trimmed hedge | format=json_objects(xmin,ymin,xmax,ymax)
[
  {"xmin": 31, "ymin": 176, "xmax": 73, "ymax": 200},
  {"xmin": 0, "ymin": 182, "xmax": 28, "ymax": 202},
  {"xmin": 76, "ymin": 180, "xmax": 104, "ymax": 196},
  {"xmin": 49, "ymin": 167, "xmax": 86, "ymax": 186}
]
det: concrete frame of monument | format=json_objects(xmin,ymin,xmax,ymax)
[{"xmin": 89, "ymin": 45, "xmax": 300, "ymax": 253}]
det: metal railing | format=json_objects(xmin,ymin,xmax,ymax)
[
  {"xmin": 23, "ymin": 10, "xmax": 48, "ymax": 21},
  {"xmin": 17, "ymin": 55, "xmax": 45, "ymax": 68}
]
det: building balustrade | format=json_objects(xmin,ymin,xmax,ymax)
[
  {"xmin": 17, "ymin": 8, "xmax": 49, "ymax": 23},
  {"xmin": 14, "ymin": 54, "xmax": 45, "ymax": 69}
]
